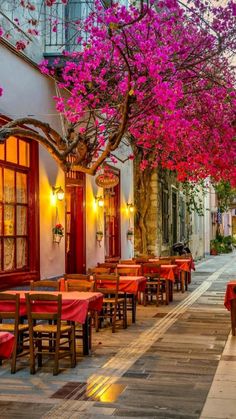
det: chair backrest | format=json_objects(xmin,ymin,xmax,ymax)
[
  {"xmin": 26, "ymin": 293, "xmax": 62, "ymax": 324},
  {"xmin": 89, "ymin": 267, "xmax": 111, "ymax": 274},
  {"xmin": 116, "ymin": 267, "xmax": 139, "ymax": 276},
  {"xmin": 94, "ymin": 274, "xmax": 119, "ymax": 297},
  {"xmin": 133, "ymin": 258, "xmax": 149, "ymax": 264},
  {"xmin": 65, "ymin": 279, "xmax": 95, "ymax": 292},
  {"xmin": 97, "ymin": 263, "xmax": 117, "ymax": 272},
  {"xmin": 156, "ymin": 259, "xmax": 171, "ymax": 265},
  {"xmin": 105, "ymin": 257, "xmax": 120, "ymax": 263},
  {"xmin": 142, "ymin": 263, "xmax": 161, "ymax": 276},
  {"xmin": 119, "ymin": 259, "xmax": 135, "ymax": 264},
  {"xmin": 30, "ymin": 280, "xmax": 59, "ymax": 291},
  {"xmin": 64, "ymin": 273, "xmax": 90, "ymax": 281},
  {"xmin": 0, "ymin": 293, "xmax": 20, "ymax": 333}
]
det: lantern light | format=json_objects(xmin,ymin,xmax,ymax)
[{"xmin": 52, "ymin": 186, "xmax": 65, "ymax": 201}]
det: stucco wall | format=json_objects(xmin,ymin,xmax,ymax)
[{"xmin": 0, "ymin": 43, "xmax": 65, "ymax": 278}]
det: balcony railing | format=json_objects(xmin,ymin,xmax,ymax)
[{"xmin": 44, "ymin": 1, "xmax": 93, "ymax": 54}]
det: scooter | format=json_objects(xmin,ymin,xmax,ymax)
[{"xmin": 172, "ymin": 241, "xmax": 191, "ymax": 256}]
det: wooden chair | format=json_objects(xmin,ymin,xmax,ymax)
[
  {"xmin": 142, "ymin": 263, "xmax": 171, "ymax": 306},
  {"xmin": 64, "ymin": 274, "xmax": 90, "ymax": 281},
  {"xmin": 119, "ymin": 259, "xmax": 135, "ymax": 264},
  {"xmin": 94, "ymin": 275, "xmax": 127, "ymax": 333},
  {"xmin": 97, "ymin": 263, "xmax": 117, "ymax": 273},
  {"xmin": 142, "ymin": 264, "xmax": 162, "ymax": 306},
  {"xmin": 25, "ymin": 293, "xmax": 76, "ymax": 375},
  {"xmin": 65, "ymin": 279, "xmax": 94, "ymax": 292},
  {"xmin": 0, "ymin": 293, "xmax": 29, "ymax": 373},
  {"xmin": 115, "ymin": 267, "xmax": 139, "ymax": 323},
  {"xmin": 115, "ymin": 267, "xmax": 139, "ymax": 276},
  {"xmin": 64, "ymin": 279, "xmax": 94, "ymax": 354},
  {"xmin": 30, "ymin": 280, "xmax": 59, "ymax": 291},
  {"xmin": 89, "ymin": 267, "xmax": 111, "ymax": 275}
]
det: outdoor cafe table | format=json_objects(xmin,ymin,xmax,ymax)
[
  {"xmin": 0, "ymin": 291, "xmax": 103, "ymax": 355},
  {"xmin": 0, "ymin": 332, "xmax": 15, "ymax": 360},
  {"xmin": 224, "ymin": 281, "xmax": 236, "ymax": 336}
]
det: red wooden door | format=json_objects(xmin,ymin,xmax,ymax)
[
  {"xmin": 65, "ymin": 179, "xmax": 86, "ymax": 274},
  {"xmin": 104, "ymin": 181, "xmax": 120, "ymax": 259}
]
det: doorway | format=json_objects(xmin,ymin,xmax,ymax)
[
  {"xmin": 65, "ymin": 175, "xmax": 86, "ymax": 274},
  {"xmin": 172, "ymin": 190, "xmax": 178, "ymax": 245},
  {"xmin": 104, "ymin": 178, "xmax": 121, "ymax": 259}
]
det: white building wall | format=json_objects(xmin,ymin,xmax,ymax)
[{"xmin": 0, "ymin": 44, "xmax": 66, "ymax": 278}]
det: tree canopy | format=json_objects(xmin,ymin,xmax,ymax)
[{"xmin": 0, "ymin": 0, "xmax": 235, "ymax": 182}]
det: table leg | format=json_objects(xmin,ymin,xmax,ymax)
[
  {"xmin": 181, "ymin": 270, "xmax": 185, "ymax": 293},
  {"xmin": 165, "ymin": 280, "xmax": 169, "ymax": 305},
  {"xmin": 231, "ymin": 299, "xmax": 236, "ymax": 336},
  {"xmin": 131, "ymin": 294, "xmax": 136, "ymax": 323},
  {"xmin": 169, "ymin": 281, "xmax": 173, "ymax": 302},
  {"xmin": 82, "ymin": 316, "xmax": 90, "ymax": 356}
]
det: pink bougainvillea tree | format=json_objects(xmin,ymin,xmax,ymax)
[{"xmin": 0, "ymin": 0, "xmax": 235, "ymax": 185}]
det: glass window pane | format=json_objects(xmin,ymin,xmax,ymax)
[
  {"xmin": 4, "ymin": 169, "xmax": 15, "ymax": 203},
  {"xmin": 6, "ymin": 136, "xmax": 18, "ymax": 164},
  {"xmin": 16, "ymin": 238, "xmax": 27, "ymax": 269},
  {"xmin": 16, "ymin": 206, "xmax": 27, "ymax": 235},
  {"xmin": 19, "ymin": 140, "xmax": 30, "ymax": 167},
  {"xmin": 4, "ymin": 205, "xmax": 15, "ymax": 236},
  {"xmin": 4, "ymin": 238, "xmax": 15, "ymax": 271},
  {"xmin": 0, "ymin": 143, "xmax": 4, "ymax": 160},
  {"xmin": 16, "ymin": 172, "xmax": 27, "ymax": 203}
]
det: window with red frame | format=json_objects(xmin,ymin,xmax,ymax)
[{"xmin": 0, "ymin": 132, "xmax": 39, "ymax": 285}]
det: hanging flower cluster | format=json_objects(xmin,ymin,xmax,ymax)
[{"xmin": 52, "ymin": 223, "xmax": 64, "ymax": 236}]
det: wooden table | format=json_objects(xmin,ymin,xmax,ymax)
[
  {"xmin": 224, "ymin": 281, "xmax": 236, "ymax": 336},
  {"xmin": 0, "ymin": 332, "xmax": 15, "ymax": 359},
  {"xmin": 1, "ymin": 291, "xmax": 103, "ymax": 355}
]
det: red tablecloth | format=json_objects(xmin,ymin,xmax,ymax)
[
  {"xmin": 0, "ymin": 332, "xmax": 15, "ymax": 359},
  {"xmin": 174, "ymin": 259, "xmax": 192, "ymax": 272},
  {"xmin": 143, "ymin": 264, "xmax": 176, "ymax": 282},
  {"xmin": 1, "ymin": 291, "xmax": 103, "ymax": 324},
  {"xmin": 224, "ymin": 281, "xmax": 236, "ymax": 310},
  {"xmin": 96, "ymin": 276, "xmax": 146, "ymax": 294}
]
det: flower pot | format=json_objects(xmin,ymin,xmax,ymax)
[
  {"xmin": 53, "ymin": 234, "xmax": 62, "ymax": 244},
  {"xmin": 127, "ymin": 233, "xmax": 133, "ymax": 241},
  {"xmin": 210, "ymin": 249, "xmax": 218, "ymax": 256},
  {"xmin": 96, "ymin": 232, "xmax": 103, "ymax": 247}
]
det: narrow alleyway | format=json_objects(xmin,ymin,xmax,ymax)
[{"xmin": 0, "ymin": 253, "xmax": 235, "ymax": 418}]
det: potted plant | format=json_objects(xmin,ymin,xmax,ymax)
[
  {"xmin": 127, "ymin": 228, "xmax": 134, "ymax": 241},
  {"xmin": 96, "ymin": 231, "xmax": 104, "ymax": 246},
  {"xmin": 52, "ymin": 223, "xmax": 64, "ymax": 244}
]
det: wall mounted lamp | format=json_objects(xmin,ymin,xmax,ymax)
[
  {"xmin": 52, "ymin": 186, "xmax": 65, "ymax": 201},
  {"xmin": 127, "ymin": 203, "xmax": 134, "ymax": 213},
  {"xmin": 95, "ymin": 195, "xmax": 104, "ymax": 208}
]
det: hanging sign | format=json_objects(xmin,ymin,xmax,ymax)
[{"xmin": 95, "ymin": 171, "xmax": 119, "ymax": 188}]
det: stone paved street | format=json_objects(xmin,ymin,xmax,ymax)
[{"xmin": 0, "ymin": 253, "xmax": 235, "ymax": 418}]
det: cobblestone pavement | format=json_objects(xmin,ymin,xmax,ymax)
[{"xmin": 0, "ymin": 254, "xmax": 235, "ymax": 418}]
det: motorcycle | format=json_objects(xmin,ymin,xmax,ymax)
[{"xmin": 172, "ymin": 241, "xmax": 191, "ymax": 256}]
